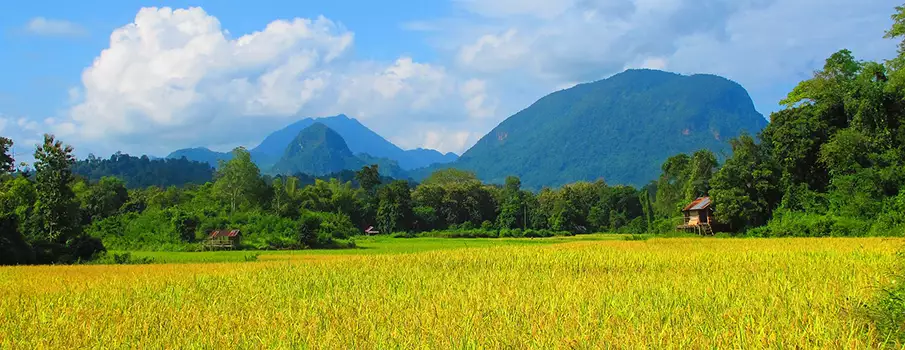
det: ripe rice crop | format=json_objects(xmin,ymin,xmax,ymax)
[{"xmin": 0, "ymin": 237, "xmax": 900, "ymax": 348}]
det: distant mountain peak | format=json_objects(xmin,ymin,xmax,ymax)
[
  {"xmin": 167, "ymin": 114, "xmax": 459, "ymax": 170},
  {"xmin": 271, "ymin": 123, "xmax": 360, "ymax": 176}
]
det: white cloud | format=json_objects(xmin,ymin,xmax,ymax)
[
  {"xmin": 60, "ymin": 7, "xmax": 493, "ymax": 155},
  {"xmin": 460, "ymin": 79, "xmax": 496, "ymax": 119},
  {"xmin": 17, "ymin": 118, "xmax": 40, "ymax": 132},
  {"xmin": 0, "ymin": 117, "xmax": 7, "ymax": 134},
  {"xmin": 393, "ymin": 129, "xmax": 475, "ymax": 155},
  {"xmin": 25, "ymin": 17, "xmax": 87, "ymax": 37},
  {"xmin": 457, "ymin": 29, "xmax": 529, "ymax": 72}
]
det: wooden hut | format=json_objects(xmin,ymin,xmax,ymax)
[
  {"xmin": 677, "ymin": 197, "xmax": 714, "ymax": 235},
  {"xmin": 205, "ymin": 229, "xmax": 241, "ymax": 250}
]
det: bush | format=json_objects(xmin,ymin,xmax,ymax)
[
  {"xmin": 297, "ymin": 213, "xmax": 325, "ymax": 248},
  {"xmin": 649, "ymin": 217, "xmax": 682, "ymax": 234},
  {"xmin": 230, "ymin": 212, "xmax": 299, "ymax": 250},
  {"xmin": 312, "ymin": 212, "xmax": 358, "ymax": 240},
  {"xmin": 752, "ymin": 211, "xmax": 871, "ymax": 237}
]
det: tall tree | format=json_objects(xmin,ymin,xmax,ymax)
[
  {"xmin": 682, "ymin": 150, "xmax": 718, "ymax": 202},
  {"xmin": 355, "ymin": 165, "xmax": 382, "ymax": 194},
  {"xmin": 710, "ymin": 134, "xmax": 781, "ymax": 230},
  {"xmin": 497, "ymin": 176, "xmax": 525, "ymax": 229},
  {"xmin": 213, "ymin": 147, "xmax": 265, "ymax": 214},
  {"xmin": 0, "ymin": 137, "xmax": 13, "ymax": 175},
  {"xmin": 654, "ymin": 154, "xmax": 691, "ymax": 217},
  {"xmin": 376, "ymin": 180, "xmax": 413, "ymax": 233},
  {"xmin": 0, "ymin": 140, "xmax": 34, "ymax": 265},
  {"xmin": 33, "ymin": 134, "xmax": 81, "ymax": 243}
]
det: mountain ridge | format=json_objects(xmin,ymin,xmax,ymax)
[
  {"xmin": 428, "ymin": 69, "xmax": 768, "ymax": 188},
  {"xmin": 166, "ymin": 114, "xmax": 458, "ymax": 170}
]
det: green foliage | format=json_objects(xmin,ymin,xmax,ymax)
[
  {"xmin": 72, "ymin": 153, "xmax": 214, "ymax": 188},
  {"xmin": 81, "ymin": 177, "xmax": 129, "ymax": 222},
  {"xmin": 0, "ymin": 136, "xmax": 13, "ymax": 174},
  {"xmin": 90, "ymin": 252, "xmax": 155, "ymax": 265},
  {"xmin": 355, "ymin": 164, "xmax": 382, "ymax": 194},
  {"xmin": 34, "ymin": 134, "xmax": 80, "ymax": 243},
  {"xmin": 213, "ymin": 147, "xmax": 266, "ymax": 214},
  {"xmin": 747, "ymin": 211, "xmax": 870, "ymax": 237},
  {"xmin": 683, "ymin": 150, "xmax": 718, "ymax": 202},
  {"xmin": 709, "ymin": 134, "xmax": 781, "ymax": 230},
  {"xmin": 412, "ymin": 205, "xmax": 439, "ymax": 231},
  {"xmin": 377, "ymin": 180, "xmax": 413, "ymax": 234},
  {"xmin": 421, "ymin": 168, "xmax": 480, "ymax": 186}
]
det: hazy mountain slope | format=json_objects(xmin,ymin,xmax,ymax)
[{"xmin": 444, "ymin": 69, "xmax": 768, "ymax": 189}]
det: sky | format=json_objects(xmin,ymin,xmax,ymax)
[{"xmin": 0, "ymin": 0, "xmax": 900, "ymax": 161}]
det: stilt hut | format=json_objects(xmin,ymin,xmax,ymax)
[
  {"xmin": 205, "ymin": 229, "xmax": 241, "ymax": 250},
  {"xmin": 676, "ymin": 197, "xmax": 715, "ymax": 235}
]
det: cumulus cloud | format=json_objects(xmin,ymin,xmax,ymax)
[
  {"xmin": 392, "ymin": 128, "xmax": 476, "ymax": 155},
  {"xmin": 25, "ymin": 17, "xmax": 87, "ymax": 37},
  {"xmin": 61, "ymin": 7, "xmax": 490, "ymax": 155}
]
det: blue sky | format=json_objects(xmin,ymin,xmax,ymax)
[{"xmin": 0, "ymin": 0, "xmax": 900, "ymax": 160}]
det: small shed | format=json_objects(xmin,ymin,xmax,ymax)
[
  {"xmin": 205, "ymin": 229, "xmax": 241, "ymax": 250},
  {"xmin": 677, "ymin": 197, "xmax": 715, "ymax": 235}
]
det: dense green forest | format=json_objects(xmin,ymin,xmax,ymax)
[
  {"xmin": 3, "ymin": 5, "xmax": 905, "ymax": 265},
  {"xmin": 72, "ymin": 153, "xmax": 215, "ymax": 188}
]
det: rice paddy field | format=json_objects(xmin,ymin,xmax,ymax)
[{"xmin": 0, "ymin": 235, "xmax": 901, "ymax": 348}]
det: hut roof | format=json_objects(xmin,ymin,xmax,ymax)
[
  {"xmin": 209, "ymin": 229, "xmax": 240, "ymax": 238},
  {"xmin": 682, "ymin": 197, "xmax": 711, "ymax": 211}
]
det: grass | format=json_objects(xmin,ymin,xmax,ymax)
[
  {"xmin": 0, "ymin": 236, "xmax": 900, "ymax": 348},
  {"xmin": 119, "ymin": 234, "xmax": 626, "ymax": 263}
]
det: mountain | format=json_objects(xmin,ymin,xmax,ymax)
[
  {"xmin": 251, "ymin": 114, "xmax": 458, "ymax": 169},
  {"xmin": 167, "ymin": 114, "xmax": 458, "ymax": 170},
  {"xmin": 270, "ymin": 123, "xmax": 365, "ymax": 176},
  {"xmin": 166, "ymin": 147, "xmax": 231, "ymax": 167},
  {"xmin": 405, "ymin": 148, "xmax": 459, "ymax": 168},
  {"xmin": 441, "ymin": 69, "xmax": 768, "ymax": 189}
]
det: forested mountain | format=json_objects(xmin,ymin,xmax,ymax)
[
  {"xmin": 167, "ymin": 114, "xmax": 459, "ymax": 170},
  {"xmin": 435, "ymin": 69, "xmax": 767, "ymax": 189},
  {"xmin": 72, "ymin": 153, "xmax": 214, "ymax": 188},
  {"xmin": 269, "ymin": 123, "xmax": 366, "ymax": 176}
]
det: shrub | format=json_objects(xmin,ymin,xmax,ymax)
[
  {"xmin": 753, "ymin": 211, "xmax": 871, "ymax": 237},
  {"xmin": 312, "ymin": 212, "xmax": 357, "ymax": 240}
]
